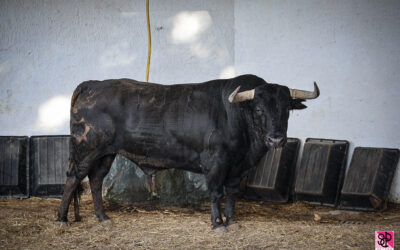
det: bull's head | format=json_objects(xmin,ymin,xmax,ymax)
[{"xmin": 228, "ymin": 82, "xmax": 319, "ymax": 148}]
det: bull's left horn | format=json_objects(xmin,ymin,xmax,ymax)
[
  {"xmin": 228, "ymin": 86, "xmax": 255, "ymax": 103},
  {"xmin": 289, "ymin": 82, "xmax": 320, "ymax": 99}
]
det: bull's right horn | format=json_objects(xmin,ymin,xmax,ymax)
[
  {"xmin": 228, "ymin": 86, "xmax": 255, "ymax": 103},
  {"xmin": 289, "ymin": 82, "xmax": 320, "ymax": 99}
]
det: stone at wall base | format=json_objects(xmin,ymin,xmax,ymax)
[{"xmin": 103, "ymin": 155, "xmax": 209, "ymax": 206}]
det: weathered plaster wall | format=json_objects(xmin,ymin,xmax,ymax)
[{"xmin": 234, "ymin": 0, "xmax": 400, "ymax": 202}]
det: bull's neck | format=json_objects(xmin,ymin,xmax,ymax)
[
  {"xmin": 235, "ymin": 103, "xmax": 268, "ymax": 168},
  {"xmin": 245, "ymin": 117, "xmax": 268, "ymax": 167},
  {"xmin": 222, "ymin": 79, "xmax": 268, "ymax": 168}
]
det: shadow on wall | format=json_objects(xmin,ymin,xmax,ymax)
[
  {"xmin": 171, "ymin": 10, "xmax": 212, "ymax": 59},
  {"xmin": 99, "ymin": 40, "xmax": 136, "ymax": 69},
  {"xmin": 169, "ymin": 10, "xmax": 234, "ymax": 77}
]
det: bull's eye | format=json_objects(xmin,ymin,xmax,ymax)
[{"xmin": 255, "ymin": 108, "xmax": 263, "ymax": 115}]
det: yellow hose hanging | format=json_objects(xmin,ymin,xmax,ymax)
[
  {"xmin": 146, "ymin": 1, "xmax": 156, "ymax": 196},
  {"xmin": 145, "ymin": 0, "xmax": 151, "ymax": 82}
]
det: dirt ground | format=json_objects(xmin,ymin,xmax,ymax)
[{"xmin": 0, "ymin": 196, "xmax": 399, "ymax": 249}]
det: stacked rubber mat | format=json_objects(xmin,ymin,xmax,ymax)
[
  {"xmin": 0, "ymin": 136, "xmax": 70, "ymax": 198},
  {"xmin": 244, "ymin": 138, "xmax": 399, "ymax": 211}
]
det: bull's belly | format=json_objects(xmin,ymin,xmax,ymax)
[
  {"xmin": 116, "ymin": 127, "xmax": 205, "ymax": 174},
  {"xmin": 118, "ymin": 149, "xmax": 203, "ymax": 174}
]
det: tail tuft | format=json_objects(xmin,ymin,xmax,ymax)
[
  {"xmin": 73, "ymin": 181, "xmax": 83, "ymax": 222},
  {"xmin": 75, "ymin": 181, "xmax": 84, "ymax": 201}
]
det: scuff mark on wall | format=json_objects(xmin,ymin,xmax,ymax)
[
  {"xmin": 0, "ymin": 102, "xmax": 11, "ymax": 114},
  {"xmin": 0, "ymin": 62, "xmax": 12, "ymax": 75},
  {"xmin": 0, "ymin": 89, "xmax": 13, "ymax": 114}
]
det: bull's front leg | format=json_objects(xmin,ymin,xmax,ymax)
[
  {"xmin": 210, "ymin": 188, "xmax": 224, "ymax": 230},
  {"xmin": 204, "ymin": 162, "xmax": 228, "ymax": 232},
  {"xmin": 224, "ymin": 182, "xmax": 240, "ymax": 230}
]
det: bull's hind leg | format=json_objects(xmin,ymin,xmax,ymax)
[
  {"xmin": 56, "ymin": 150, "xmax": 99, "ymax": 225},
  {"xmin": 88, "ymin": 155, "xmax": 115, "ymax": 225},
  {"xmin": 55, "ymin": 162, "xmax": 87, "ymax": 225}
]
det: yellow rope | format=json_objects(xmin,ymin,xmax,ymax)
[{"xmin": 145, "ymin": 0, "xmax": 151, "ymax": 82}]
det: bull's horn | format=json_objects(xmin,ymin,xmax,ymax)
[
  {"xmin": 289, "ymin": 82, "xmax": 320, "ymax": 99},
  {"xmin": 228, "ymin": 86, "xmax": 255, "ymax": 103}
]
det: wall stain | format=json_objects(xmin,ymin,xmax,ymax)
[{"xmin": 0, "ymin": 102, "xmax": 11, "ymax": 114}]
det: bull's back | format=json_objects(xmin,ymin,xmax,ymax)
[{"xmin": 70, "ymin": 79, "xmax": 224, "ymax": 171}]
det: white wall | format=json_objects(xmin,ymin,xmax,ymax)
[
  {"xmin": 1, "ymin": 0, "xmax": 399, "ymax": 201},
  {"xmin": 235, "ymin": 0, "xmax": 400, "ymax": 202}
]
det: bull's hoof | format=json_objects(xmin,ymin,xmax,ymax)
[
  {"xmin": 213, "ymin": 225, "xmax": 228, "ymax": 233},
  {"xmin": 54, "ymin": 221, "xmax": 70, "ymax": 227},
  {"xmin": 100, "ymin": 219, "xmax": 113, "ymax": 227},
  {"xmin": 74, "ymin": 216, "xmax": 82, "ymax": 222},
  {"xmin": 226, "ymin": 221, "xmax": 240, "ymax": 230}
]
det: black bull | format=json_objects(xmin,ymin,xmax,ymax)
[{"xmin": 56, "ymin": 74, "xmax": 319, "ymax": 231}]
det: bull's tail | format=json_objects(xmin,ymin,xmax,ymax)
[{"xmin": 73, "ymin": 181, "xmax": 84, "ymax": 222}]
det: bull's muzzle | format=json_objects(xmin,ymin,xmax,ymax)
[{"xmin": 265, "ymin": 135, "xmax": 286, "ymax": 148}]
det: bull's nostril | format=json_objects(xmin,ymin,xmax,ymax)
[{"xmin": 266, "ymin": 136, "xmax": 284, "ymax": 144}]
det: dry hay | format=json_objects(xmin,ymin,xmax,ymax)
[{"xmin": 0, "ymin": 195, "xmax": 399, "ymax": 249}]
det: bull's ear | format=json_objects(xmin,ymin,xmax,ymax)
[{"xmin": 291, "ymin": 98, "xmax": 307, "ymax": 110}]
